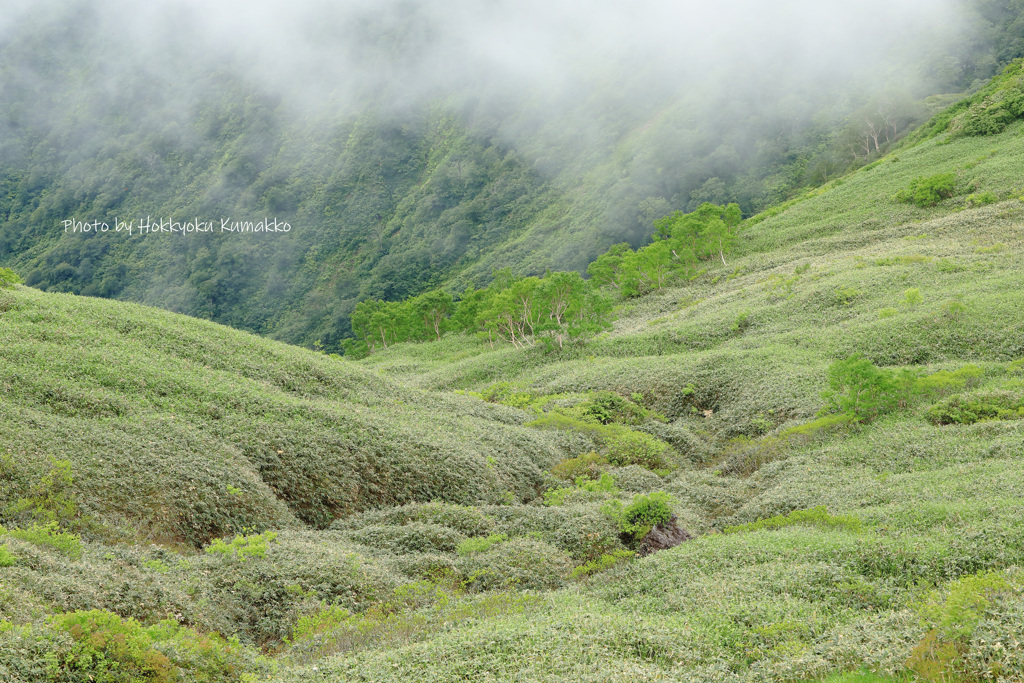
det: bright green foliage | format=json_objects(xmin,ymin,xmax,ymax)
[
  {"xmin": 966, "ymin": 190, "xmax": 999, "ymax": 206},
  {"xmin": 570, "ymin": 550, "xmax": 634, "ymax": 579},
  {"xmin": 820, "ymin": 354, "xmax": 901, "ymax": 423},
  {"xmin": 551, "ymin": 452, "xmax": 609, "ymax": 481},
  {"xmin": 0, "ymin": 545, "xmax": 15, "ymax": 567},
  {"xmin": 914, "ymin": 365, "xmax": 983, "ymax": 398},
  {"xmin": 723, "ymin": 506, "xmax": 864, "ymax": 535},
  {"xmin": 619, "ymin": 240, "xmax": 673, "ymax": 297},
  {"xmin": 456, "ymin": 533, "xmax": 507, "ymax": 556},
  {"xmin": 543, "ymin": 474, "xmax": 619, "ymax": 506},
  {"xmin": 947, "ymin": 64, "xmax": 1024, "ymax": 137},
  {"xmin": 347, "ymin": 269, "xmax": 612, "ymax": 354},
  {"xmin": 653, "ymin": 202, "xmax": 743, "ymax": 266},
  {"xmin": 603, "ymin": 431, "xmax": 672, "ymax": 470},
  {"xmin": 0, "ymin": 268, "xmax": 20, "ymax": 289},
  {"xmin": 413, "ymin": 289, "xmax": 455, "ymax": 342},
  {"xmin": 926, "ymin": 391, "xmax": 1024, "ymax": 425},
  {"xmin": 47, "ymin": 609, "xmax": 260, "ymax": 683},
  {"xmin": 604, "ymin": 491, "xmax": 675, "ymax": 539},
  {"xmin": 905, "ymin": 570, "xmax": 1019, "ymax": 680},
  {"xmin": 586, "ymin": 243, "xmax": 634, "ymax": 291},
  {"xmin": 2, "ymin": 521, "xmax": 82, "ymax": 559},
  {"xmin": 892, "ymin": 173, "xmax": 957, "ymax": 207},
  {"xmin": 204, "ymin": 530, "xmax": 278, "ymax": 562},
  {"xmin": 917, "ymin": 570, "xmax": 1011, "ymax": 640}
]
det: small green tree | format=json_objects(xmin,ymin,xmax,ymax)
[
  {"xmin": 412, "ymin": 289, "xmax": 454, "ymax": 341},
  {"xmin": 820, "ymin": 354, "xmax": 900, "ymax": 423},
  {"xmin": 0, "ymin": 267, "xmax": 21, "ymax": 289},
  {"xmin": 586, "ymin": 243, "xmax": 633, "ymax": 291}
]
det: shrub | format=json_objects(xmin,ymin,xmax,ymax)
[
  {"xmin": 926, "ymin": 392, "xmax": 1024, "ymax": 425},
  {"xmin": 722, "ymin": 506, "xmax": 864, "ymax": 534},
  {"xmin": 604, "ymin": 431, "xmax": 672, "ymax": 470},
  {"xmin": 204, "ymin": 530, "xmax": 278, "ymax": 561},
  {"xmin": 0, "ymin": 456, "xmax": 85, "ymax": 532},
  {"xmin": 907, "ymin": 570, "xmax": 1018, "ymax": 680},
  {"xmin": 607, "ymin": 465, "xmax": 663, "ymax": 492},
  {"xmin": 390, "ymin": 554, "xmax": 460, "ymax": 582},
  {"xmin": 2, "ymin": 521, "xmax": 82, "ymax": 559},
  {"xmin": 893, "ymin": 173, "xmax": 956, "ymax": 207},
  {"xmin": 603, "ymin": 491, "xmax": 675, "ymax": 540},
  {"xmin": 902, "ymin": 288, "xmax": 922, "ymax": 307},
  {"xmin": 936, "ymin": 258, "xmax": 966, "ymax": 273},
  {"xmin": 347, "ymin": 523, "xmax": 467, "ymax": 555},
  {"xmin": 570, "ymin": 550, "xmax": 635, "ymax": 579},
  {"xmin": 543, "ymin": 473, "xmax": 619, "ymax": 506},
  {"xmin": 482, "ymin": 504, "xmax": 625, "ymax": 562},
  {"xmin": 0, "ymin": 545, "xmax": 15, "ymax": 567},
  {"xmin": 329, "ymin": 502, "xmax": 495, "ymax": 538},
  {"xmin": 551, "ymin": 452, "xmax": 609, "ymax": 481},
  {"xmin": 966, "ymin": 191, "xmax": 998, "ymax": 207},
  {"xmin": 46, "ymin": 609, "xmax": 266, "ymax": 683},
  {"xmin": 0, "ymin": 268, "xmax": 21, "ymax": 289},
  {"xmin": 832, "ymin": 286, "xmax": 861, "ymax": 307},
  {"xmin": 820, "ymin": 354, "xmax": 900, "ymax": 423},
  {"xmin": 456, "ymin": 533, "xmax": 507, "ymax": 556},
  {"xmin": 458, "ymin": 537, "xmax": 573, "ymax": 591}
]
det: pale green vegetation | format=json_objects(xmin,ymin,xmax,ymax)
[{"xmin": 3, "ymin": 68, "xmax": 1024, "ymax": 682}]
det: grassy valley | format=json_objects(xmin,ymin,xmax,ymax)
[{"xmin": 2, "ymin": 70, "xmax": 1024, "ymax": 681}]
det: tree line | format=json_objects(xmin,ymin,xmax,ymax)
[{"xmin": 343, "ymin": 201, "xmax": 741, "ymax": 357}]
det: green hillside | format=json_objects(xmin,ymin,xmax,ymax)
[
  {"xmin": 3, "ymin": 0, "xmax": 1022, "ymax": 353},
  {"xmin": 2, "ymin": 64, "xmax": 1024, "ymax": 681}
]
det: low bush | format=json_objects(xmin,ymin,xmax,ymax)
[
  {"xmin": 481, "ymin": 504, "xmax": 625, "ymax": 562},
  {"xmin": 329, "ymin": 502, "xmax": 494, "ymax": 538},
  {"xmin": 346, "ymin": 523, "xmax": 466, "ymax": 555},
  {"xmin": 43, "ymin": 609, "xmax": 266, "ymax": 682},
  {"xmin": 543, "ymin": 473, "xmax": 619, "ymax": 506},
  {"xmin": 926, "ymin": 391, "xmax": 1024, "ymax": 425},
  {"xmin": 722, "ymin": 506, "xmax": 864, "ymax": 535},
  {"xmin": 458, "ymin": 537, "xmax": 573, "ymax": 591},
  {"xmin": 456, "ymin": 533, "xmax": 507, "ymax": 556},
  {"xmin": 551, "ymin": 452, "xmax": 609, "ymax": 481},
  {"xmin": 604, "ymin": 431, "xmax": 673, "ymax": 470},
  {"xmin": 820, "ymin": 354, "xmax": 901, "ymax": 423},
  {"xmin": 603, "ymin": 492, "xmax": 676, "ymax": 540},
  {"xmin": 607, "ymin": 465, "xmax": 663, "ymax": 492},
  {"xmin": 0, "ymin": 268, "xmax": 20, "ymax": 289},
  {"xmin": 893, "ymin": 173, "xmax": 957, "ymax": 207},
  {"xmin": 570, "ymin": 550, "xmax": 635, "ymax": 579},
  {"xmin": 204, "ymin": 530, "xmax": 277, "ymax": 562},
  {"xmin": 1, "ymin": 522, "xmax": 82, "ymax": 559}
]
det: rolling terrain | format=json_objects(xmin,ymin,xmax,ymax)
[{"xmin": 2, "ymin": 67, "xmax": 1024, "ymax": 681}]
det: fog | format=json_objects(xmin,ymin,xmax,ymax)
[
  {"xmin": 0, "ymin": 0, "xmax": 999, "ymax": 348},
  {"xmin": 3, "ymin": 0, "xmax": 967, "ymax": 124}
]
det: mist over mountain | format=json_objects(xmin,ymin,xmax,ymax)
[{"xmin": 1, "ymin": 0, "xmax": 1021, "ymax": 350}]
